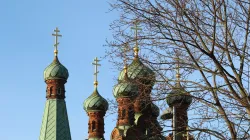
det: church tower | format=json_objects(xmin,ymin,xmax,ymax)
[
  {"xmin": 161, "ymin": 53, "xmax": 193, "ymax": 140},
  {"xmin": 111, "ymin": 45, "xmax": 140, "ymax": 140},
  {"xmin": 83, "ymin": 57, "xmax": 109, "ymax": 140},
  {"xmin": 115, "ymin": 22, "xmax": 165, "ymax": 139},
  {"xmin": 39, "ymin": 27, "xmax": 71, "ymax": 140}
]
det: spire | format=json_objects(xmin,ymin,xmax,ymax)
[
  {"xmin": 131, "ymin": 20, "xmax": 142, "ymax": 58},
  {"xmin": 52, "ymin": 27, "xmax": 62, "ymax": 56},
  {"xmin": 92, "ymin": 57, "xmax": 101, "ymax": 88}
]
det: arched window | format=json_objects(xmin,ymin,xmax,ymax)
[
  {"xmin": 122, "ymin": 109, "xmax": 126, "ymax": 119},
  {"xmin": 50, "ymin": 86, "xmax": 53, "ymax": 96},
  {"xmin": 92, "ymin": 121, "xmax": 96, "ymax": 132}
]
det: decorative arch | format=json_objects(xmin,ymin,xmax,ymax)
[
  {"xmin": 49, "ymin": 86, "xmax": 53, "ymax": 96},
  {"xmin": 92, "ymin": 121, "xmax": 96, "ymax": 132},
  {"xmin": 122, "ymin": 109, "xmax": 126, "ymax": 119}
]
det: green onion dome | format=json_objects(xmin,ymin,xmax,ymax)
[
  {"xmin": 166, "ymin": 82, "xmax": 192, "ymax": 106},
  {"xmin": 83, "ymin": 88, "xmax": 109, "ymax": 112},
  {"xmin": 113, "ymin": 73, "xmax": 138, "ymax": 99},
  {"xmin": 160, "ymin": 107, "xmax": 173, "ymax": 120},
  {"xmin": 151, "ymin": 103, "xmax": 160, "ymax": 117},
  {"xmin": 44, "ymin": 56, "xmax": 69, "ymax": 81},
  {"xmin": 118, "ymin": 58, "xmax": 156, "ymax": 86}
]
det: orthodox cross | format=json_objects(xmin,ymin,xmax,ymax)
[
  {"xmin": 92, "ymin": 57, "xmax": 101, "ymax": 87},
  {"xmin": 131, "ymin": 20, "xmax": 142, "ymax": 46},
  {"xmin": 131, "ymin": 20, "xmax": 142, "ymax": 57},
  {"xmin": 52, "ymin": 27, "xmax": 62, "ymax": 56},
  {"xmin": 175, "ymin": 50, "xmax": 181, "ymax": 82}
]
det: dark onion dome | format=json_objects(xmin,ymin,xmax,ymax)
[
  {"xmin": 113, "ymin": 71, "xmax": 138, "ymax": 99},
  {"xmin": 83, "ymin": 88, "xmax": 109, "ymax": 112},
  {"xmin": 118, "ymin": 58, "xmax": 156, "ymax": 86},
  {"xmin": 44, "ymin": 56, "xmax": 69, "ymax": 81},
  {"xmin": 166, "ymin": 82, "xmax": 192, "ymax": 106},
  {"xmin": 151, "ymin": 103, "xmax": 160, "ymax": 117},
  {"xmin": 160, "ymin": 107, "xmax": 173, "ymax": 120}
]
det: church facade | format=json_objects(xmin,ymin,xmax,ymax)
[{"xmin": 39, "ymin": 27, "xmax": 193, "ymax": 140}]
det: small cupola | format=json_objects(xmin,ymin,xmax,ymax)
[
  {"xmin": 166, "ymin": 52, "xmax": 192, "ymax": 107},
  {"xmin": 83, "ymin": 57, "xmax": 109, "ymax": 113}
]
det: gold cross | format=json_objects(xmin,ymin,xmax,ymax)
[
  {"xmin": 175, "ymin": 50, "xmax": 181, "ymax": 82},
  {"xmin": 52, "ymin": 27, "xmax": 62, "ymax": 56},
  {"xmin": 131, "ymin": 20, "xmax": 142, "ymax": 57},
  {"xmin": 131, "ymin": 20, "xmax": 142, "ymax": 46},
  {"xmin": 92, "ymin": 57, "xmax": 101, "ymax": 87}
]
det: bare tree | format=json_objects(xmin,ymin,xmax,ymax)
[{"xmin": 106, "ymin": 0, "xmax": 250, "ymax": 139}]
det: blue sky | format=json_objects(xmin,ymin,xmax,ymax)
[{"xmin": 0, "ymin": 0, "xmax": 119, "ymax": 139}]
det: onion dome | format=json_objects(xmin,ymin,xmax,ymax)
[
  {"xmin": 166, "ymin": 82, "xmax": 192, "ymax": 106},
  {"xmin": 44, "ymin": 56, "xmax": 69, "ymax": 81},
  {"xmin": 118, "ymin": 58, "xmax": 155, "ymax": 86},
  {"xmin": 151, "ymin": 103, "xmax": 160, "ymax": 117},
  {"xmin": 83, "ymin": 88, "xmax": 109, "ymax": 112},
  {"xmin": 113, "ymin": 66, "xmax": 139, "ymax": 99},
  {"xmin": 113, "ymin": 81, "xmax": 138, "ymax": 99},
  {"xmin": 160, "ymin": 107, "xmax": 173, "ymax": 120},
  {"xmin": 118, "ymin": 46, "xmax": 155, "ymax": 86}
]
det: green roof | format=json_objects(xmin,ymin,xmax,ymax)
[
  {"xmin": 166, "ymin": 82, "xmax": 192, "ymax": 106},
  {"xmin": 118, "ymin": 59, "xmax": 155, "ymax": 85},
  {"xmin": 113, "ymin": 75, "xmax": 138, "ymax": 99},
  {"xmin": 83, "ymin": 88, "xmax": 109, "ymax": 112},
  {"xmin": 39, "ymin": 99, "xmax": 71, "ymax": 140},
  {"xmin": 44, "ymin": 56, "xmax": 69, "ymax": 81}
]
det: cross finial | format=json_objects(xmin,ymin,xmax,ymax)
[
  {"xmin": 174, "ymin": 50, "xmax": 181, "ymax": 82},
  {"xmin": 131, "ymin": 20, "xmax": 142, "ymax": 58},
  {"xmin": 92, "ymin": 57, "xmax": 101, "ymax": 87},
  {"xmin": 52, "ymin": 27, "xmax": 62, "ymax": 56}
]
